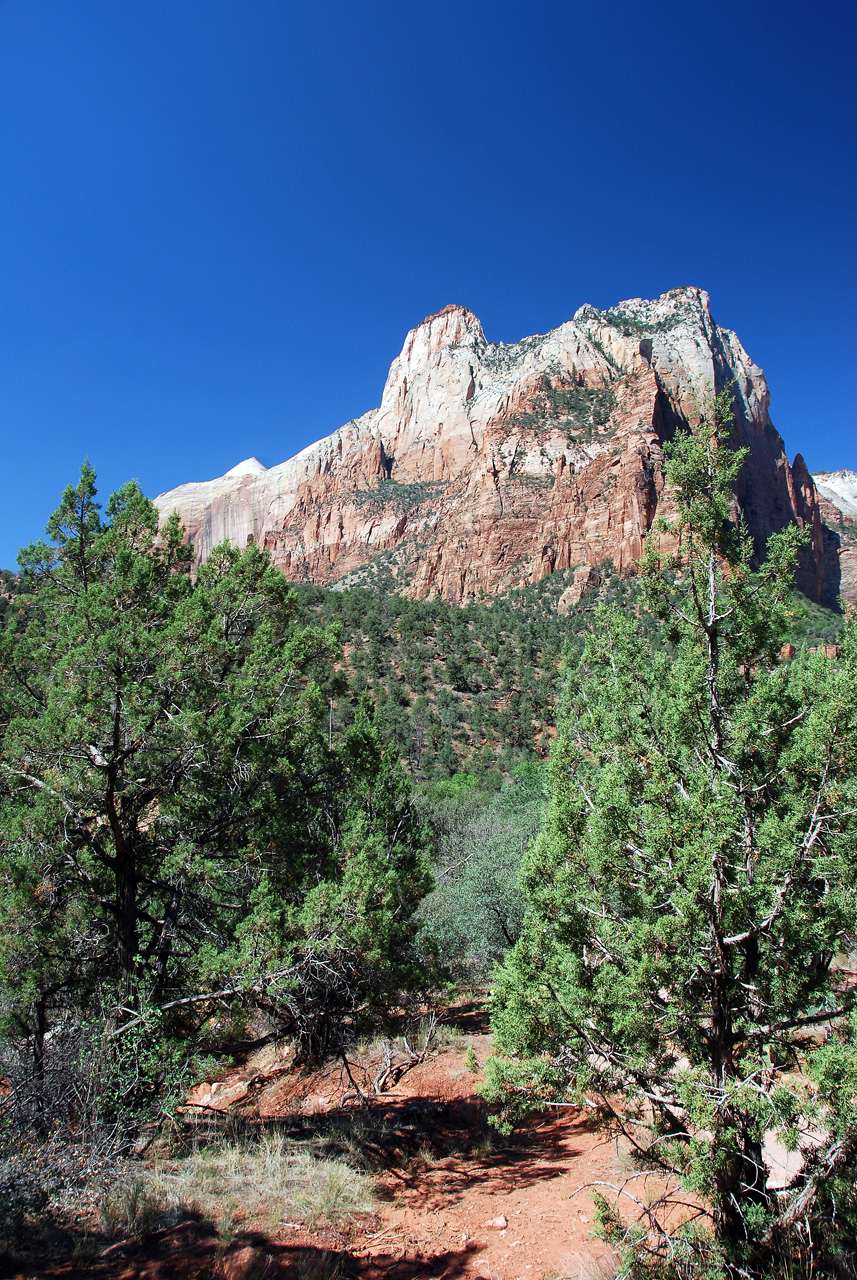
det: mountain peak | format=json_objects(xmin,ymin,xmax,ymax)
[
  {"xmin": 156, "ymin": 292, "xmax": 849, "ymax": 609},
  {"xmin": 224, "ymin": 458, "xmax": 267, "ymax": 478},
  {"xmin": 422, "ymin": 303, "xmax": 477, "ymax": 324},
  {"xmin": 403, "ymin": 303, "xmax": 486, "ymax": 353}
]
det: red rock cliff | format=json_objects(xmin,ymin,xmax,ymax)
[{"xmin": 155, "ymin": 288, "xmax": 843, "ymax": 607}]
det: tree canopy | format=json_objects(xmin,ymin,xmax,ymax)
[
  {"xmin": 0, "ymin": 467, "xmax": 433, "ymax": 1133},
  {"xmin": 487, "ymin": 394, "xmax": 857, "ymax": 1277}
]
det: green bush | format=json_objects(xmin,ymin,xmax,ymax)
[{"xmin": 417, "ymin": 763, "xmax": 545, "ymax": 983}]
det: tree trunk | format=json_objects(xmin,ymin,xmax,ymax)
[
  {"xmin": 115, "ymin": 837, "xmax": 138, "ymax": 999},
  {"xmin": 33, "ymin": 995, "xmax": 46, "ymax": 1082},
  {"xmin": 715, "ymin": 1126, "xmax": 770, "ymax": 1250}
]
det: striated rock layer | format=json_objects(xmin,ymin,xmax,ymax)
[
  {"xmin": 814, "ymin": 471, "xmax": 857, "ymax": 522},
  {"xmin": 156, "ymin": 288, "xmax": 846, "ymax": 607},
  {"xmin": 813, "ymin": 471, "xmax": 857, "ymax": 610}
]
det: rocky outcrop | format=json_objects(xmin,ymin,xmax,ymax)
[
  {"xmin": 814, "ymin": 471, "xmax": 857, "ymax": 523},
  {"xmin": 813, "ymin": 471, "xmax": 857, "ymax": 609},
  {"xmin": 557, "ymin": 565, "xmax": 603, "ymax": 614},
  {"xmin": 156, "ymin": 288, "xmax": 843, "ymax": 607}
]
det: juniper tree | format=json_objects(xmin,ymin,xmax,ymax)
[
  {"xmin": 0, "ymin": 467, "xmax": 433, "ymax": 1131},
  {"xmin": 487, "ymin": 393, "xmax": 857, "ymax": 1277}
]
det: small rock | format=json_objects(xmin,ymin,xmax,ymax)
[{"xmin": 483, "ymin": 1214, "xmax": 508, "ymax": 1229}]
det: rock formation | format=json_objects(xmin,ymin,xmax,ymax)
[
  {"xmin": 814, "ymin": 471, "xmax": 857, "ymax": 522},
  {"xmin": 156, "ymin": 288, "xmax": 847, "ymax": 607},
  {"xmin": 813, "ymin": 470, "xmax": 857, "ymax": 609}
]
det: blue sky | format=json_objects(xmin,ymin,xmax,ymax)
[{"xmin": 1, "ymin": 0, "xmax": 854, "ymax": 566}]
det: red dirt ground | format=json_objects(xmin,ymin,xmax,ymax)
[
  {"xmin": 355, "ymin": 1050, "xmax": 621, "ymax": 1280},
  {"xmin": 8, "ymin": 1023, "xmax": 623, "ymax": 1280}
]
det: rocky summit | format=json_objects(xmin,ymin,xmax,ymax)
[{"xmin": 155, "ymin": 288, "xmax": 851, "ymax": 607}]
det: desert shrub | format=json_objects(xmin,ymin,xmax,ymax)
[
  {"xmin": 0, "ymin": 999, "xmax": 193, "ymax": 1152},
  {"xmin": 0, "ymin": 1155, "xmax": 48, "ymax": 1246},
  {"xmin": 417, "ymin": 762, "xmax": 545, "ymax": 982}
]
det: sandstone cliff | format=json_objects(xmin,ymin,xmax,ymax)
[
  {"xmin": 814, "ymin": 471, "xmax": 857, "ymax": 522},
  {"xmin": 813, "ymin": 470, "xmax": 857, "ymax": 609},
  {"xmin": 156, "ymin": 288, "xmax": 845, "ymax": 607}
]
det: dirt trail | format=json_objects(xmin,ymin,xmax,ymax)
[
  {"xmin": 356, "ymin": 1050, "xmax": 617, "ymax": 1280},
  {"xmin": 9, "ymin": 1028, "xmax": 622, "ymax": 1280},
  {"xmin": 187, "ymin": 1028, "xmax": 622, "ymax": 1280}
]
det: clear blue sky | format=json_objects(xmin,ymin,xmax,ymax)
[{"xmin": 1, "ymin": 0, "xmax": 854, "ymax": 567}]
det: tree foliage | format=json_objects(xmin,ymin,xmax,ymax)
[
  {"xmin": 0, "ymin": 468, "xmax": 433, "ymax": 1138},
  {"xmin": 487, "ymin": 393, "xmax": 857, "ymax": 1277},
  {"xmin": 295, "ymin": 562, "xmax": 843, "ymax": 787},
  {"xmin": 416, "ymin": 764, "xmax": 545, "ymax": 984}
]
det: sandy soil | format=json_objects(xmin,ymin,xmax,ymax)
[
  {"xmin": 350, "ymin": 1045, "xmax": 619, "ymax": 1280},
  {"xmin": 8, "ymin": 1022, "xmax": 624, "ymax": 1280}
]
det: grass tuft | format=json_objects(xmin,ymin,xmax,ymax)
[
  {"xmin": 98, "ymin": 1178, "xmax": 186, "ymax": 1238},
  {"xmin": 101, "ymin": 1131, "xmax": 374, "ymax": 1239}
]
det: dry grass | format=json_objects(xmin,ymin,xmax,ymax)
[
  {"xmin": 98, "ymin": 1177, "xmax": 186, "ymax": 1238},
  {"xmin": 290, "ymin": 1247, "xmax": 348, "ymax": 1280},
  {"xmin": 545, "ymin": 1255, "xmax": 617, "ymax": 1280},
  {"xmin": 414, "ymin": 1143, "xmax": 438, "ymax": 1170},
  {"xmin": 422, "ymin": 1019, "xmax": 466, "ymax": 1051},
  {"xmin": 100, "ymin": 1131, "xmax": 374, "ymax": 1239}
]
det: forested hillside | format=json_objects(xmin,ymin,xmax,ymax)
[{"xmin": 295, "ymin": 568, "xmax": 845, "ymax": 784}]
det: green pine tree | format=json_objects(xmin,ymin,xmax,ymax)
[
  {"xmin": 0, "ymin": 468, "xmax": 433, "ymax": 1128},
  {"xmin": 487, "ymin": 393, "xmax": 857, "ymax": 1277}
]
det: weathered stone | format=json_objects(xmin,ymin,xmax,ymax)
[
  {"xmin": 814, "ymin": 471, "xmax": 857, "ymax": 522},
  {"xmin": 814, "ymin": 471, "xmax": 857, "ymax": 608},
  {"xmin": 155, "ymin": 289, "xmax": 844, "ymax": 607},
  {"xmin": 557, "ymin": 566, "xmax": 602, "ymax": 614}
]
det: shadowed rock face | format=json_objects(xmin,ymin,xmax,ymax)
[
  {"xmin": 155, "ymin": 288, "xmax": 844, "ymax": 607},
  {"xmin": 813, "ymin": 471, "xmax": 857, "ymax": 609}
]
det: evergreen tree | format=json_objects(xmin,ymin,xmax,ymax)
[
  {"xmin": 488, "ymin": 394, "xmax": 857, "ymax": 1277},
  {"xmin": 0, "ymin": 468, "xmax": 433, "ymax": 1126},
  {"xmin": 418, "ymin": 762, "xmax": 544, "ymax": 983}
]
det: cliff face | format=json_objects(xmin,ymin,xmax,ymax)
[
  {"xmin": 814, "ymin": 471, "xmax": 857, "ymax": 522},
  {"xmin": 813, "ymin": 471, "xmax": 857, "ymax": 609},
  {"xmin": 155, "ymin": 288, "xmax": 843, "ymax": 607}
]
